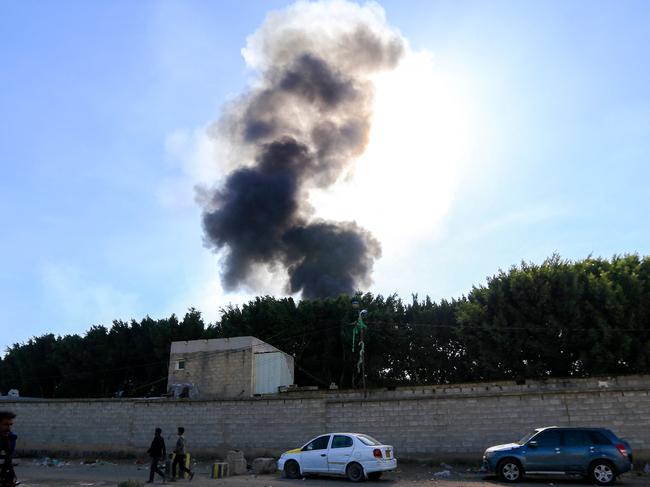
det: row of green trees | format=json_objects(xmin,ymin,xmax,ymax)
[{"xmin": 1, "ymin": 254, "xmax": 649, "ymax": 398}]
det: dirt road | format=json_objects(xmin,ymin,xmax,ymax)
[{"xmin": 12, "ymin": 460, "xmax": 649, "ymax": 486}]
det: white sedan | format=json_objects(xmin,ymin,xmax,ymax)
[{"xmin": 278, "ymin": 432, "xmax": 397, "ymax": 482}]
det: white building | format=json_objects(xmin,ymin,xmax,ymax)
[{"xmin": 167, "ymin": 336, "xmax": 294, "ymax": 398}]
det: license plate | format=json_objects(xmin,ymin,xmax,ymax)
[{"xmin": 385, "ymin": 449, "xmax": 391, "ymax": 458}]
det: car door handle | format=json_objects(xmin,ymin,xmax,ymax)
[{"xmin": 320, "ymin": 454, "xmax": 326, "ymax": 457}]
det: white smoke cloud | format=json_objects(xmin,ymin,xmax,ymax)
[{"xmin": 242, "ymin": 0, "xmax": 402, "ymax": 73}]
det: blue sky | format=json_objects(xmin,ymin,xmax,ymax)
[{"xmin": 2, "ymin": 0, "xmax": 649, "ymax": 351}]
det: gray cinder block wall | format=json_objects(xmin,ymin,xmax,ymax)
[{"xmin": 3, "ymin": 375, "xmax": 649, "ymax": 461}]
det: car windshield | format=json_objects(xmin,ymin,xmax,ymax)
[
  {"xmin": 517, "ymin": 430, "xmax": 538, "ymax": 445},
  {"xmin": 356, "ymin": 434, "xmax": 382, "ymax": 446}
]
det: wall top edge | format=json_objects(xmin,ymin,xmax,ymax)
[{"xmin": 3, "ymin": 374, "xmax": 650, "ymax": 404}]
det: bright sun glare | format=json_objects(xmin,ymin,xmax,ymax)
[{"xmin": 309, "ymin": 51, "xmax": 473, "ymax": 258}]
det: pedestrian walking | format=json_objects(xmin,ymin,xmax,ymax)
[
  {"xmin": 0, "ymin": 411, "xmax": 17, "ymax": 487},
  {"xmin": 146, "ymin": 427, "xmax": 166, "ymax": 484},
  {"xmin": 170, "ymin": 427, "xmax": 194, "ymax": 482}
]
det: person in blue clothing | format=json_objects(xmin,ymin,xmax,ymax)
[{"xmin": 0, "ymin": 411, "xmax": 17, "ymax": 487}]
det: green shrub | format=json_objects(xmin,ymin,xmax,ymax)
[{"xmin": 118, "ymin": 481, "xmax": 144, "ymax": 487}]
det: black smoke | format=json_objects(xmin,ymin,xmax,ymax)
[{"xmin": 201, "ymin": 13, "xmax": 404, "ymax": 298}]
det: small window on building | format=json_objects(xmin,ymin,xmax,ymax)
[{"xmin": 175, "ymin": 359, "xmax": 186, "ymax": 370}]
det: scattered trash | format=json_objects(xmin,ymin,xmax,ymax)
[
  {"xmin": 644, "ymin": 463, "xmax": 650, "ymax": 474},
  {"xmin": 440, "ymin": 462, "xmax": 454, "ymax": 470},
  {"xmin": 34, "ymin": 456, "xmax": 74, "ymax": 468},
  {"xmin": 431, "ymin": 469, "xmax": 452, "ymax": 478},
  {"xmin": 168, "ymin": 382, "xmax": 199, "ymax": 398}
]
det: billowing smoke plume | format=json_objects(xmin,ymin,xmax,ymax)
[{"xmin": 201, "ymin": 1, "xmax": 405, "ymax": 298}]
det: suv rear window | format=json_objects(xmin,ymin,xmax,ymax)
[{"xmin": 588, "ymin": 431, "xmax": 612, "ymax": 445}]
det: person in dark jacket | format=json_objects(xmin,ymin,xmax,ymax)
[
  {"xmin": 170, "ymin": 427, "xmax": 194, "ymax": 481},
  {"xmin": 146, "ymin": 427, "xmax": 166, "ymax": 484},
  {"xmin": 0, "ymin": 411, "xmax": 17, "ymax": 487}
]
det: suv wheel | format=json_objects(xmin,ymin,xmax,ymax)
[
  {"xmin": 498, "ymin": 459, "xmax": 522, "ymax": 483},
  {"xmin": 589, "ymin": 461, "xmax": 616, "ymax": 486}
]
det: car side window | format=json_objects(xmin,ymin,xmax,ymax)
[
  {"xmin": 562, "ymin": 430, "xmax": 589, "ymax": 446},
  {"xmin": 533, "ymin": 430, "xmax": 561, "ymax": 447},
  {"xmin": 303, "ymin": 435, "xmax": 331, "ymax": 451},
  {"xmin": 331, "ymin": 435, "xmax": 353, "ymax": 449},
  {"xmin": 588, "ymin": 431, "xmax": 612, "ymax": 445}
]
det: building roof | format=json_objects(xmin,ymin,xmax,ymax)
[{"xmin": 169, "ymin": 336, "xmax": 286, "ymax": 355}]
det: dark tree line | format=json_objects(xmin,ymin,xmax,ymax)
[{"xmin": 1, "ymin": 254, "xmax": 649, "ymax": 398}]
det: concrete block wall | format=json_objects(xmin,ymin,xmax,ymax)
[{"xmin": 4, "ymin": 375, "xmax": 649, "ymax": 460}]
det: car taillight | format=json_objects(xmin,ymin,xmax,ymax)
[
  {"xmin": 615, "ymin": 444, "xmax": 628, "ymax": 456},
  {"xmin": 373, "ymin": 448, "xmax": 382, "ymax": 458}
]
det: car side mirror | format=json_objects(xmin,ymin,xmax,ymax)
[{"xmin": 528, "ymin": 441, "xmax": 538, "ymax": 448}]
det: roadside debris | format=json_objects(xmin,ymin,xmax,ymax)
[
  {"xmin": 227, "ymin": 449, "xmax": 248, "ymax": 475},
  {"xmin": 431, "ymin": 469, "xmax": 452, "ymax": 478},
  {"xmin": 252, "ymin": 457, "xmax": 277, "ymax": 474},
  {"xmin": 35, "ymin": 457, "xmax": 71, "ymax": 467}
]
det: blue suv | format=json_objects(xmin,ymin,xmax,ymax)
[{"xmin": 482, "ymin": 426, "xmax": 633, "ymax": 485}]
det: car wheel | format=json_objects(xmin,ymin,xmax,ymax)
[
  {"xmin": 589, "ymin": 460, "xmax": 616, "ymax": 486},
  {"xmin": 368, "ymin": 472, "xmax": 382, "ymax": 481},
  {"xmin": 346, "ymin": 462, "xmax": 365, "ymax": 482},
  {"xmin": 284, "ymin": 460, "xmax": 301, "ymax": 479},
  {"xmin": 497, "ymin": 459, "xmax": 522, "ymax": 483}
]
